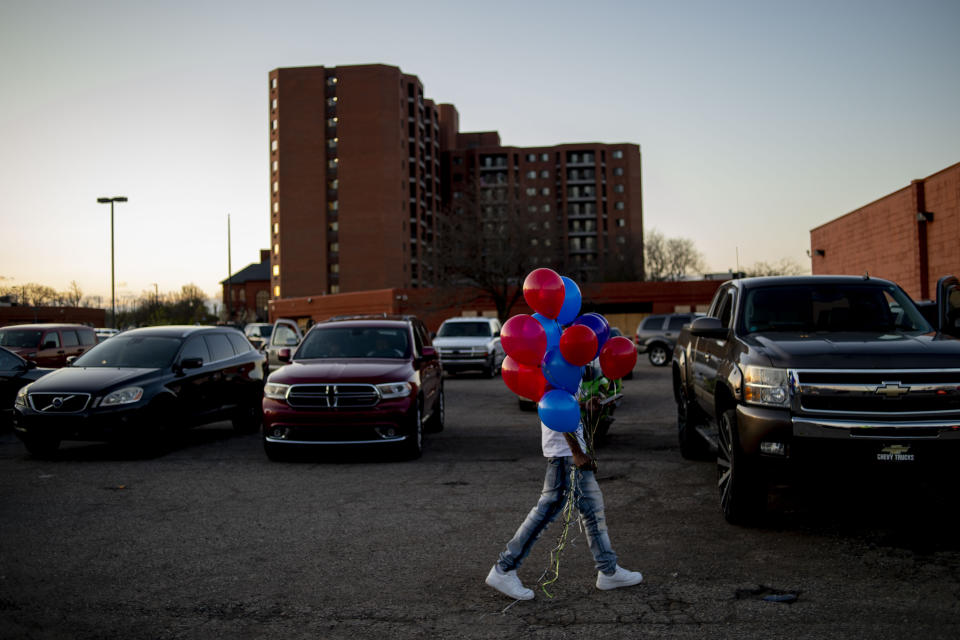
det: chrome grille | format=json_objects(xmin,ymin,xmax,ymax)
[
  {"xmin": 29, "ymin": 393, "xmax": 91, "ymax": 414},
  {"xmin": 793, "ymin": 369, "xmax": 960, "ymax": 416},
  {"xmin": 286, "ymin": 384, "xmax": 379, "ymax": 409}
]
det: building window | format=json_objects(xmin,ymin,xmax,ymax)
[
  {"xmin": 328, "ymin": 158, "xmax": 338, "ymax": 168},
  {"xmin": 327, "ymin": 138, "xmax": 338, "ymax": 149},
  {"xmin": 326, "ymin": 96, "xmax": 338, "ymax": 106},
  {"xmin": 329, "ymin": 242, "xmax": 339, "ymax": 252},
  {"xmin": 613, "ymin": 167, "xmax": 624, "ymax": 176},
  {"xmin": 541, "ymin": 153, "xmax": 549, "ymax": 161},
  {"xmin": 272, "ymin": 160, "xmax": 278, "ymax": 172},
  {"xmin": 273, "ymin": 222, "xmax": 279, "ymax": 234},
  {"xmin": 615, "ymin": 202, "xmax": 625, "ymax": 210},
  {"xmin": 617, "ymin": 218, "xmax": 626, "ymax": 227},
  {"xmin": 526, "ymin": 153, "xmax": 536, "ymax": 162},
  {"xmin": 272, "ymin": 119, "xmax": 277, "ymax": 130},
  {"xmin": 272, "ymin": 265, "xmax": 279, "ymax": 276},
  {"xmin": 327, "ymin": 117, "xmax": 338, "ymax": 127},
  {"xmin": 541, "ymin": 187, "xmax": 550, "ymax": 196},
  {"xmin": 542, "ymin": 204, "xmax": 550, "ymax": 213},
  {"xmin": 328, "ymin": 201, "xmax": 338, "ymax": 212},
  {"xmin": 617, "ymin": 236, "xmax": 626, "ymax": 244},
  {"xmin": 614, "ymin": 184, "xmax": 624, "ymax": 193},
  {"xmin": 273, "ymin": 201, "xmax": 279, "ymax": 213},
  {"xmin": 273, "ymin": 243, "xmax": 279, "ymax": 254},
  {"xmin": 271, "ymin": 99, "xmax": 277, "ymax": 110},
  {"xmin": 326, "ymin": 76, "xmax": 338, "ymax": 87},
  {"xmin": 328, "ymin": 221, "xmax": 338, "ymax": 232},
  {"xmin": 612, "ymin": 150, "xmax": 623, "ymax": 159},
  {"xmin": 526, "ymin": 187, "xmax": 537, "ymax": 196},
  {"xmin": 273, "ymin": 181, "xmax": 278, "ymax": 193},
  {"xmin": 273, "ymin": 285, "xmax": 280, "ymax": 297},
  {"xmin": 526, "ymin": 170, "xmax": 536, "ymax": 179},
  {"xmin": 271, "ymin": 77, "xmax": 277, "ymax": 89},
  {"xmin": 540, "ymin": 170, "xmax": 549, "ymax": 178},
  {"xmin": 271, "ymin": 139, "xmax": 278, "ymax": 151},
  {"xmin": 330, "ymin": 263, "xmax": 339, "ymax": 273},
  {"xmin": 330, "ymin": 285, "xmax": 340, "ymax": 294}
]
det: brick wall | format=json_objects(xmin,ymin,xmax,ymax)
[{"xmin": 810, "ymin": 162, "xmax": 960, "ymax": 299}]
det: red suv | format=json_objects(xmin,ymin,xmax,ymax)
[
  {"xmin": 261, "ymin": 316, "xmax": 443, "ymax": 460},
  {"xmin": 0, "ymin": 324, "xmax": 98, "ymax": 367}
]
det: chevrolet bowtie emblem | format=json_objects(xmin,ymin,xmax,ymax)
[
  {"xmin": 880, "ymin": 444, "xmax": 911, "ymax": 455},
  {"xmin": 875, "ymin": 381, "xmax": 910, "ymax": 398}
]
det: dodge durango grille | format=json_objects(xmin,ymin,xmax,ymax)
[{"xmin": 286, "ymin": 384, "xmax": 379, "ymax": 409}]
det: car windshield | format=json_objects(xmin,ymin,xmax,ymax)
[
  {"xmin": 741, "ymin": 284, "xmax": 932, "ymax": 334},
  {"xmin": 72, "ymin": 335, "xmax": 183, "ymax": 368},
  {"xmin": 247, "ymin": 325, "xmax": 272, "ymax": 338},
  {"xmin": 0, "ymin": 329, "xmax": 43, "ymax": 348},
  {"xmin": 437, "ymin": 322, "xmax": 492, "ymax": 338},
  {"xmin": 295, "ymin": 326, "xmax": 410, "ymax": 359}
]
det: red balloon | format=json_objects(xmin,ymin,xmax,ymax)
[
  {"xmin": 599, "ymin": 336, "xmax": 638, "ymax": 380},
  {"xmin": 559, "ymin": 324, "xmax": 598, "ymax": 367},
  {"xmin": 501, "ymin": 314, "xmax": 548, "ymax": 366},
  {"xmin": 501, "ymin": 356, "xmax": 551, "ymax": 402},
  {"xmin": 523, "ymin": 268, "xmax": 565, "ymax": 320}
]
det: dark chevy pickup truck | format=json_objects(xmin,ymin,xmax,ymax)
[{"xmin": 673, "ymin": 274, "xmax": 960, "ymax": 524}]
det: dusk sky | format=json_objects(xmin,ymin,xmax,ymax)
[{"xmin": 2, "ymin": 0, "xmax": 958, "ymax": 306}]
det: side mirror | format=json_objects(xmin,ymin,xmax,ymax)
[
  {"xmin": 278, "ymin": 348, "xmax": 291, "ymax": 363},
  {"xmin": 689, "ymin": 316, "xmax": 730, "ymax": 340},
  {"xmin": 421, "ymin": 345, "xmax": 438, "ymax": 361},
  {"xmin": 180, "ymin": 357, "xmax": 204, "ymax": 370}
]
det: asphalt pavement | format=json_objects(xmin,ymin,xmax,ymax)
[{"xmin": 2, "ymin": 362, "xmax": 960, "ymax": 639}]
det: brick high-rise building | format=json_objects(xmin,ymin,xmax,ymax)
[
  {"xmin": 268, "ymin": 63, "xmax": 644, "ymax": 302},
  {"xmin": 268, "ymin": 64, "xmax": 441, "ymax": 299}
]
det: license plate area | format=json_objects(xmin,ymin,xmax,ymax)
[{"xmin": 876, "ymin": 443, "xmax": 915, "ymax": 463}]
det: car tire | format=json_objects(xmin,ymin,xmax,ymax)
[
  {"xmin": 425, "ymin": 386, "xmax": 445, "ymax": 433},
  {"xmin": 21, "ymin": 433, "xmax": 60, "ymax": 458},
  {"xmin": 232, "ymin": 401, "xmax": 262, "ymax": 435},
  {"xmin": 648, "ymin": 343, "xmax": 670, "ymax": 367},
  {"xmin": 400, "ymin": 401, "xmax": 423, "ymax": 460},
  {"xmin": 677, "ymin": 384, "xmax": 710, "ymax": 460},
  {"xmin": 717, "ymin": 408, "xmax": 766, "ymax": 525}
]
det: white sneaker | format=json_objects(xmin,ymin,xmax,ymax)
[
  {"xmin": 485, "ymin": 565, "xmax": 534, "ymax": 600},
  {"xmin": 596, "ymin": 565, "xmax": 643, "ymax": 590}
]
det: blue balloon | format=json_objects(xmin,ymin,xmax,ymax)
[
  {"xmin": 572, "ymin": 312, "xmax": 610, "ymax": 359},
  {"xmin": 538, "ymin": 389, "xmax": 581, "ymax": 433},
  {"xmin": 556, "ymin": 276, "xmax": 582, "ymax": 325},
  {"xmin": 541, "ymin": 347, "xmax": 583, "ymax": 394},
  {"xmin": 532, "ymin": 313, "xmax": 561, "ymax": 350}
]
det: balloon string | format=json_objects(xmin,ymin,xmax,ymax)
[{"xmin": 536, "ymin": 466, "xmax": 582, "ymax": 598}]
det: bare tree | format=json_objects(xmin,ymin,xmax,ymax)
[
  {"xmin": 644, "ymin": 229, "xmax": 706, "ymax": 281},
  {"xmin": 435, "ymin": 183, "xmax": 561, "ymax": 321},
  {"xmin": 744, "ymin": 258, "xmax": 807, "ymax": 277},
  {"xmin": 63, "ymin": 281, "xmax": 83, "ymax": 307}
]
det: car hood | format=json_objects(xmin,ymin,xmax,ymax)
[
  {"xmin": 25, "ymin": 367, "xmax": 161, "ymax": 393},
  {"xmin": 270, "ymin": 359, "xmax": 415, "ymax": 384},
  {"xmin": 743, "ymin": 332, "xmax": 960, "ymax": 369},
  {"xmin": 432, "ymin": 337, "xmax": 494, "ymax": 348}
]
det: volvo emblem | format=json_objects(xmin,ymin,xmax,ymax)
[
  {"xmin": 43, "ymin": 395, "xmax": 75, "ymax": 411},
  {"xmin": 875, "ymin": 381, "xmax": 910, "ymax": 398}
]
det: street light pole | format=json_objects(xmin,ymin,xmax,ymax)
[{"xmin": 97, "ymin": 196, "xmax": 128, "ymax": 328}]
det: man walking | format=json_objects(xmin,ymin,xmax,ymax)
[{"xmin": 485, "ymin": 397, "xmax": 643, "ymax": 600}]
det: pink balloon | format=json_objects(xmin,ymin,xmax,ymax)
[
  {"xmin": 559, "ymin": 324, "xmax": 598, "ymax": 367},
  {"xmin": 501, "ymin": 356, "xmax": 551, "ymax": 402},
  {"xmin": 599, "ymin": 336, "xmax": 638, "ymax": 380},
  {"xmin": 501, "ymin": 314, "xmax": 548, "ymax": 367},
  {"xmin": 523, "ymin": 268, "xmax": 565, "ymax": 320}
]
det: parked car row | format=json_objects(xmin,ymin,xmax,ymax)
[{"xmin": 8, "ymin": 315, "xmax": 446, "ymax": 462}]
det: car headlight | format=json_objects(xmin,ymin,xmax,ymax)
[
  {"xmin": 743, "ymin": 366, "xmax": 790, "ymax": 407},
  {"xmin": 15, "ymin": 386, "xmax": 29, "ymax": 409},
  {"xmin": 377, "ymin": 381, "xmax": 412, "ymax": 399},
  {"xmin": 264, "ymin": 382, "xmax": 290, "ymax": 400},
  {"xmin": 101, "ymin": 387, "xmax": 144, "ymax": 407}
]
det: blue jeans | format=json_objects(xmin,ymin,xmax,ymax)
[{"xmin": 497, "ymin": 456, "xmax": 618, "ymax": 575}]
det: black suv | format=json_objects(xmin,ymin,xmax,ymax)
[
  {"xmin": 13, "ymin": 326, "xmax": 266, "ymax": 456},
  {"xmin": 634, "ymin": 313, "xmax": 702, "ymax": 366}
]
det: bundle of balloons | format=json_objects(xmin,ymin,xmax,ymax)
[{"xmin": 500, "ymin": 268, "xmax": 638, "ymax": 433}]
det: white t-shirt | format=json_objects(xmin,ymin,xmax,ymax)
[{"xmin": 541, "ymin": 421, "xmax": 587, "ymax": 458}]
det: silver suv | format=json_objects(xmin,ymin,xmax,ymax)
[
  {"xmin": 634, "ymin": 313, "xmax": 702, "ymax": 366},
  {"xmin": 433, "ymin": 317, "xmax": 504, "ymax": 377}
]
